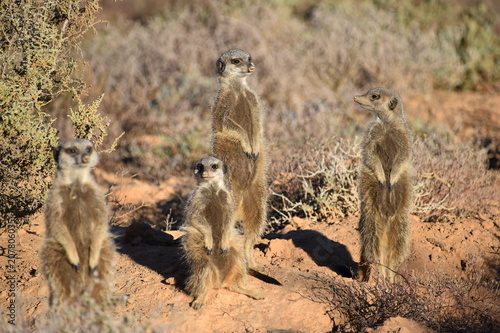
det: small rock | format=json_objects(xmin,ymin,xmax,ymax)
[
  {"xmin": 291, "ymin": 216, "xmax": 310, "ymax": 230},
  {"xmin": 164, "ymin": 277, "xmax": 175, "ymax": 285}
]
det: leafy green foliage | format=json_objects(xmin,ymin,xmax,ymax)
[{"xmin": 0, "ymin": 0, "xmax": 102, "ymax": 226}]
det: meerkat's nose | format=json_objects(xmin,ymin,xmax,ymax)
[
  {"xmin": 82, "ymin": 154, "xmax": 90, "ymax": 163},
  {"xmin": 248, "ymin": 65, "xmax": 255, "ymax": 72}
]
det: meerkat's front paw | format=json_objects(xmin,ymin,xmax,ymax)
[
  {"xmin": 245, "ymin": 152, "xmax": 259, "ymax": 161},
  {"xmin": 190, "ymin": 301, "xmax": 203, "ymax": 310},
  {"xmin": 67, "ymin": 252, "xmax": 81, "ymax": 271},
  {"xmin": 89, "ymin": 266, "xmax": 98, "ymax": 276}
]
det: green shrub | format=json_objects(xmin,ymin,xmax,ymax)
[{"xmin": 0, "ymin": 0, "xmax": 103, "ymax": 227}]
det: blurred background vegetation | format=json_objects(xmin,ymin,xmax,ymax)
[{"xmin": 1, "ymin": 0, "xmax": 499, "ymax": 227}]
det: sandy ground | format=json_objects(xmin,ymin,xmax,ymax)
[{"xmin": 0, "ymin": 91, "xmax": 499, "ymax": 332}]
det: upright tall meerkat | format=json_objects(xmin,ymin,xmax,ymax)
[
  {"xmin": 42, "ymin": 139, "xmax": 114, "ymax": 306},
  {"xmin": 211, "ymin": 49, "xmax": 267, "ymax": 271},
  {"xmin": 354, "ymin": 88, "xmax": 413, "ymax": 283},
  {"xmin": 182, "ymin": 156, "xmax": 264, "ymax": 310}
]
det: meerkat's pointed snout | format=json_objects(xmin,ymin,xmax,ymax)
[
  {"xmin": 81, "ymin": 154, "xmax": 90, "ymax": 164},
  {"xmin": 248, "ymin": 65, "xmax": 255, "ymax": 72}
]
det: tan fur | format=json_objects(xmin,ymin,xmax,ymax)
[
  {"xmin": 211, "ymin": 49, "xmax": 267, "ymax": 271},
  {"xmin": 42, "ymin": 139, "xmax": 114, "ymax": 306},
  {"xmin": 354, "ymin": 88, "xmax": 413, "ymax": 283},
  {"xmin": 182, "ymin": 156, "xmax": 264, "ymax": 310}
]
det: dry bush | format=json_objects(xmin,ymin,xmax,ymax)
[
  {"xmin": 412, "ymin": 132, "xmax": 499, "ymax": 218},
  {"xmin": 313, "ymin": 268, "xmax": 500, "ymax": 332},
  {"xmin": 0, "ymin": 0, "xmax": 103, "ymax": 227},
  {"xmin": 269, "ymin": 137, "xmax": 360, "ymax": 227}
]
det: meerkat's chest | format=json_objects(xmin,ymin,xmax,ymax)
[
  {"xmin": 203, "ymin": 191, "xmax": 231, "ymax": 223},
  {"xmin": 59, "ymin": 185, "xmax": 101, "ymax": 236},
  {"xmin": 231, "ymin": 91, "xmax": 259, "ymax": 121},
  {"xmin": 375, "ymin": 132, "xmax": 402, "ymax": 165}
]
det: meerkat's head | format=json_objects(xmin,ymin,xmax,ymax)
[
  {"xmin": 353, "ymin": 88, "xmax": 405, "ymax": 122},
  {"xmin": 216, "ymin": 49, "xmax": 254, "ymax": 81},
  {"xmin": 193, "ymin": 156, "xmax": 226, "ymax": 185},
  {"xmin": 54, "ymin": 139, "xmax": 98, "ymax": 171}
]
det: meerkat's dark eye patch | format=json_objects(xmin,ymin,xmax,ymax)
[
  {"xmin": 195, "ymin": 163, "xmax": 204, "ymax": 172},
  {"xmin": 85, "ymin": 146, "xmax": 92, "ymax": 154},
  {"xmin": 388, "ymin": 98, "xmax": 398, "ymax": 110},
  {"xmin": 66, "ymin": 147, "xmax": 77, "ymax": 155},
  {"xmin": 370, "ymin": 94, "xmax": 380, "ymax": 101},
  {"xmin": 231, "ymin": 59, "xmax": 241, "ymax": 65},
  {"xmin": 211, "ymin": 164, "xmax": 218, "ymax": 170}
]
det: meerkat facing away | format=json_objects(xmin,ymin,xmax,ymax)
[
  {"xmin": 42, "ymin": 139, "xmax": 114, "ymax": 306},
  {"xmin": 211, "ymin": 49, "xmax": 267, "ymax": 272},
  {"xmin": 353, "ymin": 88, "xmax": 413, "ymax": 283},
  {"xmin": 182, "ymin": 156, "xmax": 264, "ymax": 310}
]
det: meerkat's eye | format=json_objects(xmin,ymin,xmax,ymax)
[
  {"xmin": 66, "ymin": 148, "xmax": 77, "ymax": 154},
  {"xmin": 86, "ymin": 147, "xmax": 92, "ymax": 153},
  {"xmin": 231, "ymin": 59, "xmax": 240, "ymax": 65},
  {"xmin": 371, "ymin": 94, "xmax": 380, "ymax": 101},
  {"xmin": 196, "ymin": 164, "xmax": 204, "ymax": 172},
  {"xmin": 211, "ymin": 164, "xmax": 218, "ymax": 170}
]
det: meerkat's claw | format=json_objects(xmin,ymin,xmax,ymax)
[
  {"xmin": 71, "ymin": 263, "xmax": 80, "ymax": 272},
  {"xmin": 245, "ymin": 152, "xmax": 259, "ymax": 161},
  {"xmin": 220, "ymin": 248, "xmax": 228, "ymax": 256},
  {"xmin": 191, "ymin": 302, "xmax": 203, "ymax": 310},
  {"xmin": 205, "ymin": 247, "xmax": 213, "ymax": 255}
]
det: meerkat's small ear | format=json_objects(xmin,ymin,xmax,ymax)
[
  {"xmin": 52, "ymin": 145, "xmax": 61, "ymax": 163},
  {"xmin": 222, "ymin": 163, "xmax": 228, "ymax": 175},
  {"xmin": 216, "ymin": 59, "xmax": 225, "ymax": 75},
  {"xmin": 388, "ymin": 98, "xmax": 398, "ymax": 110}
]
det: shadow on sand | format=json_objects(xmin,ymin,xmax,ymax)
[
  {"xmin": 110, "ymin": 225, "xmax": 186, "ymax": 289},
  {"xmin": 278, "ymin": 229, "xmax": 357, "ymax": 278}
]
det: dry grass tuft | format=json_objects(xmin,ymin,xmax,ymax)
[
  {"xmin": 312, "ymin": 266, "xmax": 500, "ymax": 332},
  {"xmin": 269, "ymin": 137, "xmax": 360, "ymax": 227}
]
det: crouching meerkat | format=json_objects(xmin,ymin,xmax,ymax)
[
  {"xmin": 354, "ymin": 88, "xmax": 413, "ymax": 283},
  {"xmin": 42, "ymin": 139, "xmax": 114, "ymax": 306},
  {"xmin": 211, "ymin": 49, "xmax": 267, "ymax": 272},
  {"xmin": 182, "ymin": 156, "xmax": 264, "ymax": 310}
]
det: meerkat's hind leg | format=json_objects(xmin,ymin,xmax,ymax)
[
  {"xmin": 386, "ymin": 216, "xmax": 410, "ymax": 283},
  {"xmin": 190, "ymin": 291, "xmax": 208, "ymax": 310},
  {"xmin": 358, "ymin": 214, "xmax": 379, "ymax": 282},
  {"xmin": 240, "ymin": 183, "xmax": 267, "ymax": 272},
  {"xmin": 357, "ymin": 250, "xmax": 373, "ymax": 282},
  {"xmin": 228, "ymin": 284, "xmax": 264, "ymax": 300}
]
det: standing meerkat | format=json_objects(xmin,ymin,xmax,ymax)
[
  {"xmin": 182, "ymin": 156, "xmax": 264, "ymax": 310},
  {"xmin": 211, "ymin": 49, "xmax": 267, "ymax": 271},
  {"xmin": 354, "ymin": 88, "xmax": 413, "ymax": 283},
  {"xmin": 42, "ymin": 139, "xmax": 114, "ymax": 306}
]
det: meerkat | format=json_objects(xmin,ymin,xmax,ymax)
[
  {"xmin": 211, "ymin": 49, "xmax": 267, "ymax": 272},
  {"xmin": 182, "ymin": 156, "xmax": 264, "ymax": 310},
  {"xmin": 353, "ymin": 88, "xmax": 413, "ymax": 283},
  {"xmin": 42, "ymin": 139, "xmax": 114, "ymax": 306}
]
